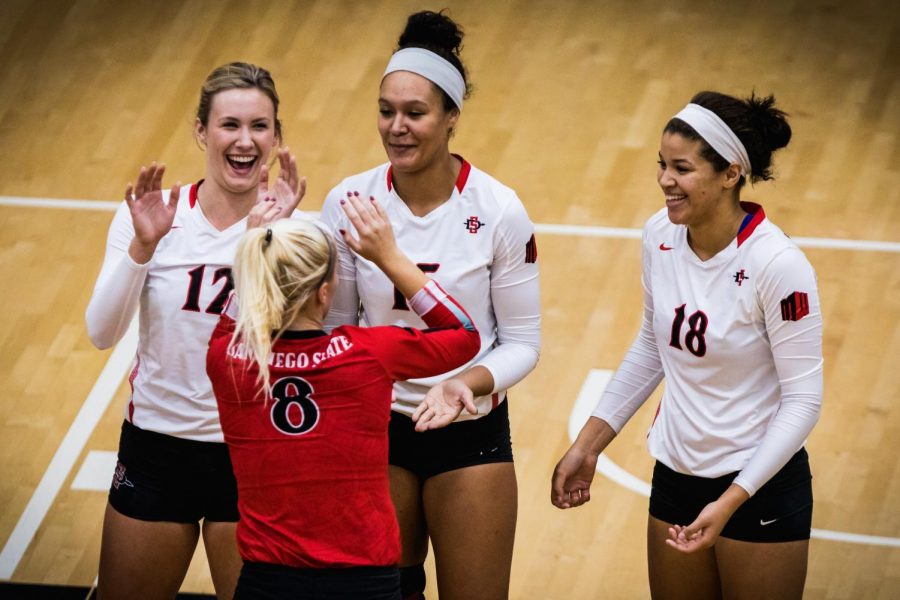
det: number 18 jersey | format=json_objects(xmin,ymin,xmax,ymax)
[{"xmin": 593, "ymin": 203, "xmax": 823, "ymax": 495}]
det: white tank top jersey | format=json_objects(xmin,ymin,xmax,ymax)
[
  {"xmin": 86, "ymin": 183, "xmax": 312, "ymax": 442},
  {"xmin": 321, "ymin": 157, "xmax": 542, "ymax": 419},
  {"xmin": 592, "ymin": 204, "xmax": 823, "ymax": 496}
]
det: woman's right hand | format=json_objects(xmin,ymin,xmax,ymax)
[
  {"xmin": 550, "ymin": 444, "xmax": 599, "ymax": 509},
  {"xmin": 125, "ymin": 162, "xmax": 180, "ymax": 263},
  {"xmin": 550, "ymin": 417, "xmax": 617, "ymax": 509}
]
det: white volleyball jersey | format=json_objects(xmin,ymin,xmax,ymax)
[
  {"xmin": 89, "ymin": 183, "xmax": 246, "ymax": 441},
  {"xmin": 321, "ymin": 158, "xmax": 541, "ymax": 419},
  {"xmin": 592, "ymin": 203, "xmax": 823, "ymax": 495}
]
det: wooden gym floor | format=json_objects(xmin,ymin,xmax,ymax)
[{"xmin": 1, "ymin": 0, "xmax": 898, "ymax": 597}]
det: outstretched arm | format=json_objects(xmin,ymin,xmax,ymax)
[{"xmin": 86, "ymin": 163, "xmax": 181, "ymax": 348}]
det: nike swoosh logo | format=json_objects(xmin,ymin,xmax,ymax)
[
  {"xmin": 760, "ymin": 518, "xmax": 778, "ymax": 526},
  {"xmin": 659, "ymin": 243, "xmax": 674, "ymax": 251}
]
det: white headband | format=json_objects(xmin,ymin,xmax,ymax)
[
  {"xmin": 383, "ymin": 47, "xmax": 465, "ymax": 110},
  {"xmin": 673, "ymin": 103, "xmax": 751, "ymax": 176}
]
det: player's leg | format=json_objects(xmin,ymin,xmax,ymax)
[
  {"xmin": 389, "ymin": 465, "xmax": 429, "ymax": 599},
  {"xmin": 390, "ymin": 465, "xmax": 428, "ymax": 564},
  {"xmin": 200, "ymin": 439, "xmax": 242, "ymax": 599},
  {"xmin": 713, "ymin": 449, "xmax": 813, "ymax": 599},
  {"xmin": 202, "ymin": 520, "xmax": 242, "ymax": 599},
  {"xmin": 646, "ymin": 459, "xmax": 728, "ymax": 599},
  {"xmin": 97, "ymin": 503, "xmax": 199, "ymax": 600},
  {"xmin": 389, "ymin": 410, "xmax": 430, "ymax": 599},
  {"xmin": 419, "ymin": 402, "xmax": 517, "ymax": 600},
  {"xmin": 99, "ymin": 421, "xmax": 202, "ymax": 598},
  {"xmin": 423, "ymin": 462, "xmax": 517, "ymax": 600},
  {"xmin": 647, "ymin": 515, "xmax": 721, "ymax": 600},
  {"xmin": 715, "ymin": 538, "xmax": 807, "ymax": 600}
]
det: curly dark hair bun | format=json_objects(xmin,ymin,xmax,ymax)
[
  {"xmin": 399, "ymin": 10, "xmax": 464, "ymax": 56},
  {"xmin": 393, "ymin": 10, "xmax": 471, "ymax": 109},
  {"xmin": 745, "ymin": 92, "xmax": 792, "ymax": 153}
]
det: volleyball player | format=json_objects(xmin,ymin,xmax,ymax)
[
  {"xmin": 320, "ymin": 11, "xmax": 541, "ymax": 600},
  {"xmin": 207, "ymin": 194, "xmax": 481, "ymax": 599},
  {"xmin": 552, "ymin": 91, "xmax": 823, "ymax": 599},
  {"xmin": 85, "ymin": 62, "xmax": 305, "ymax": 599}
]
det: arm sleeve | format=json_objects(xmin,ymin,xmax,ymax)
[
  {"xmin": 365, "ymin": 280, "xmax": 481, "ymax": 381},
  {"xmin": 732, "ymin": 248, "xmax": 823, "ymax": 496},
  {"xmin": 85, "ymin": 202, "xmax": 149, "ymax": 349},
  {"xmin": 590, "ymin": 228, "xmax": 664, "ymax": 431},
  {"xmin": 475, "ymin": 195, "xmax": 542, "ymax": 393},
  {"xmin": 320, "ymin": 185, "xmax": 360, "ymax": 330}
]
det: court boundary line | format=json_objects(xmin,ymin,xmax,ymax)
[
  {"xmin": 2, "ymin": 195, "xmax": 898, "ymax": 253},
  {"xmin": 569, "ymin": 369, "xmax": 900, "ymax": 548},
  {"xmin": 0, "ymin": 318, "xmax": 139, "ymax": 579}
]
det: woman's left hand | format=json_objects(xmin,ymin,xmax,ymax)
[
  {"xmin": 665, "ymin": 484, "xmax": 749, "ymax": 553},
  {"xmin": 248, "ymin": 147, "xmax": 307, "ymax": 229},
  {"xmin": 412, "ymin": 379, "xmax": 478, "ymax": 432}
]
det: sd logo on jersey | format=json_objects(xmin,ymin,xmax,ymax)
[{"xmin": 463, "ymin": 216, "xmax": 485, "ymax": 234}]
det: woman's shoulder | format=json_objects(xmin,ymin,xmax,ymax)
[
  {"xmin": 464, "ymin": 161, "xmax": 517, "ymax": 199},
  {"xmin": 459, "ymin": 161, "xmax": 529, "ymax": 226},
  {"xmin": 642, "ymin": 207, "xmax": 675, "ymax": 237},
  {"xmin": 743, "ymin": 215, "xmax": 807, "ymax": 269}
]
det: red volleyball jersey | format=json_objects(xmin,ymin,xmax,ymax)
[{"xmin": 207, "ymin": 280, "xmax": 478, "ymax": 568}]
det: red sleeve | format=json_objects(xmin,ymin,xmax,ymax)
[
  {"xmin": 348, "ymin": 281, "xmax": 480, "ymax": 380},
  {"xmin": 350, "ymin": 323, "xmax": 480, "ymax": 382}
]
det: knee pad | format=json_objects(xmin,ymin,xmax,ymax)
[{"xmin": 400, "ymin": 563, "xmax": 426, "ymax": 600}]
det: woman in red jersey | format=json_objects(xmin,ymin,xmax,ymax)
[{"xmin": 207, "ymin": 194, "xmax": 481, "ymax": 600}]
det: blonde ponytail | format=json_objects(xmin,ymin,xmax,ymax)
[{"xmin": 230, "ymin": 218, "xmax": 335, "ymax": 398}]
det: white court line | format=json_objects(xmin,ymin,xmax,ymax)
[
  {"xmin": 0, "ymin": 196, "xmax": 120, "ymax": 211},
  {"xmin": 570, "ymin": 369, "xmax": 900, "ymax": 548},
  {"xmin": 0, "ymin": 317, "xmax": 138, "ymax": 579},
  {"xmin": 2, "ymin": 195, "xmax": 899, "ymax": 253},
  {"xmin": 71, "ymin": 451, "xmax": 119, "ymax": 492}
]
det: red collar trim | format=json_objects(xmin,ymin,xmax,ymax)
[
  {"xmin": 189, "ymin": 180, "xmax": 203, "ymax": 209},
  {"xmin": 454, "ymin": 155, "xmax": 471, "ymax": 192},
  {"xmin": 386, "ymin": 155, "xmax": 471, "ymax": 194},
  {"xmin": 736, "ymin": 202, "xmax": 765, "ymax": 247}
]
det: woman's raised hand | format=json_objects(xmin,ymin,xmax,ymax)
[
  {"xmin": 125, "ymin": 163, "xmax": 180, "ymax": 263},
  {"xmin": 339, "ymin": 192, "xmax": 401, "ymax": 268},
  {"xmin": 250, "ymin": 147, "xmax": 306, "ymax": 228}
]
